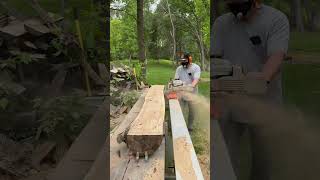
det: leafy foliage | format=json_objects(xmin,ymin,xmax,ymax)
[
  {"xmin": 111, "ymin": 0, "xmax": 210, "ymax": 69},
  {"xmin": 35, "ymin": 96, "xmax": 90, "ymax": 142},
  {"xmin": 120, "ymin": 90, "xmax": 139, "ymax": 107}
]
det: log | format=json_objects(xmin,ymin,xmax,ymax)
[
  {"xmin": 169, "ymin": 99, "xmax": 204, "ymax": 180},
  {"xmin": 110, "ymin": 89, "xmax": 165, "ymax": 180},
  {"xmin": 122, "ymin": 138, "xmax": 165, "ymax": 180},
  {"xmin": 126, "ymin": 85, "xmax": 165, "ymax": 156}
]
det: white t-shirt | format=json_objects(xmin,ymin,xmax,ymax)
[{"xmin": 174, "ymin": 63, "xmax": 201, "ymax": 93}]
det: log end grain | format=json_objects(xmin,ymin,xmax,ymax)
[{"xmin": 126, "ymin": 135, "xmax": 163, "ymax": 156}]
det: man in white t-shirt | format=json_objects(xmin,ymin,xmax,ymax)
[{"xmin": 174, "ymin": 52, "xmax": 201, "ymax": 131}]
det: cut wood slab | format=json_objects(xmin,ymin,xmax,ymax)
[
  {"xmin": 126, "ymin": 85, "xmax": 165, "ymax": 156},
  {"xmin": 169, "ymin": 99, "xmax": 204, "ymax": 180}
]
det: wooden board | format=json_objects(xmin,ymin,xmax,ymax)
[
  {"xmin": 46, "ymin": 97, "xmax": 108, "ymax": 180},
  {"xmin": 24, "ymin": 18, "xmax": 50, "ymax": 36},
  {"xmin": 211, "ymin": 120, "xmax": 237, "ymax": 180},
  {"xmin": 0, "ymin": 20, "xmax": 26, "ymax": 38},
  {"xmin": 110, "ymin": 89, "xmax": 165, "ymax": 180},
  {"xmin": 126, "ymin": 85, "xmax": 165, "ymax": 155},
  {"xmin": 169, "ymin": 99, "xmax": 204, "ymax": 180}
]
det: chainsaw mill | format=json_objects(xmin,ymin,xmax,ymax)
[
  {"xmin": 166, "ymin": 79, "xmax": 194, "ymax": 99},
  {"xmin": 211, "ymin": 58, "xmax": 267, "ymax": 95}
]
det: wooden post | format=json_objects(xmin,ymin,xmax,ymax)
[{"xmin": 74, "ymin": 7, "xmax": 92, "ymax": 96}]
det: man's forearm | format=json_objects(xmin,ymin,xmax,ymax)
[
  {"xmin": 191, "ymin": 79, "xmax": 199, "ymax": 87},
  {"xmin": 262, "ymin": 52, "xmax": 285, "ymax": 81}
]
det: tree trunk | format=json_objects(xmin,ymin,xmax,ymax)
[
  {"xmin": 212, "ymin": 0, "xmax": 219, "ymax": 24},
  {"xmin": 60, "ymin": 0, "xmax": 65, "ymax": 29},
  {"xmin": 60, "ymin": 0, "xmax": 65, "ymax": 17},
  {"xmin": 303, "ymin": 0, "xmax": 316, "ymax": 31},
  {"xmin": 290, "ymin": 1, "xmax": 296, "ymax": 28},
  {"xmin": 165, "ymin": 0, "xmax": 176, "ymax": 65},
  {"xmin": 293, "ymin": 0, "xmax": 304, "ymax": 32},
  {"xmin": 137, "ymin": 0, "xmax": 146, "ymax": 79},
  {"xmin": 194, "ymin": 30, "xmax": 206, "ymax": 70}
]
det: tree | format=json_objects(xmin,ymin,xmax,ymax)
[
  {"xmin": 165, "ymin": 0, "xmax": 177, "ymax": 64},
  {"xmin": 137, "ymin": 0, "xmax": 146, "ymax": 79},
  {"xmin": 293, "ymin": 0, "xmax": 304, "ymax": 32}
]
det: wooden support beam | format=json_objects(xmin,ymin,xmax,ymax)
[
  {"xmin": 83, "ymin": 141, "xmax": 107, "ymax": 180},
  {"xmin": 169, "ymin": 99, "xmax": 204, "ymax": 180},
  {"xmin": 126, "ymin": 85, "xmax": 165, "ymax": 156},
  {"xmin": 110, "ymin": 89, "xmax": 165, "ymax": 180}
]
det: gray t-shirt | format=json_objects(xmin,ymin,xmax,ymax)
[
  {"xmin": 175, "ymin": 63, "xmax": 201, "ymax": 93},
  {"xmin": 211, "ymin": 4, "xmax": 290, "ymax": 103}
]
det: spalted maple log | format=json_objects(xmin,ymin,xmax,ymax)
[{"xmin": 126, "ymin": 85, "xmax": 165, "ymax": 156}]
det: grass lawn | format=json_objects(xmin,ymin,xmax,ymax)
[
  {"xmin": 289, "ymin": 32, "xmax": 320, "ymax": 54},
  {"xmin": 286, "ymin": 31, "xmax": 320, "ymax": 117},
  {"xmin": 112, "ymin": 59, "xmax": 210, "ymax": 97},
  {"xmin": 146, "ymin": 60, "xmax": 210, "ymax": 97},
  {"xmin": 283, "ymin": 63, "xmax": 320, "ymax": 117}
]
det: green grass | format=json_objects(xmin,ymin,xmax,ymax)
[
  {"xmin": 147, "ymin": 60, "xmax": 210, "ymax": 97},
  {"xmin": 283, "ymin": 63, "xmax": 320, "ymax": 117},
  {"xmin": 289, "ymin": 31, "xmax": 320, "ymax": 53},
  {"xmin": 112, "ymin": 59, "xmax": 210, "ymax": 97}
]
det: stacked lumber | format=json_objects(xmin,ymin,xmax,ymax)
[
  {"xmin": 126, "ymin": 85, "xmax": 165, "ymax": 156},
  {"xmin": 0, "ymin": 13, "xmax": 8, "ymax": 27}
]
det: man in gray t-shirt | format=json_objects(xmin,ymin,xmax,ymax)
[
  {"xmin": 174, "ymin": 53, "xmax": 201, "ymax": 131},
  {"xmin": 211, "ymin": 0, "xmax": 289, "ymax": 179}
]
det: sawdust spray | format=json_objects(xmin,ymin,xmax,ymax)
[
  {"xmin": 180, "ymin": 92, "xmax": 210, "ymax": 139},
  {"xmin": 178, "ymin": 92, "xmax": 320, "ymax": 179},
  {"xmin": 218, "ymin": 94, "xmax": 320, "ymax": 180},
  {"xmin": 179, "ymin": 92, "xmax": 211, "ymax": 180}
]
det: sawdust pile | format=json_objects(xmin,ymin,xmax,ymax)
[{"xmin": 218, "ymin": 94, "xmax": 320, "ymax": 180}]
